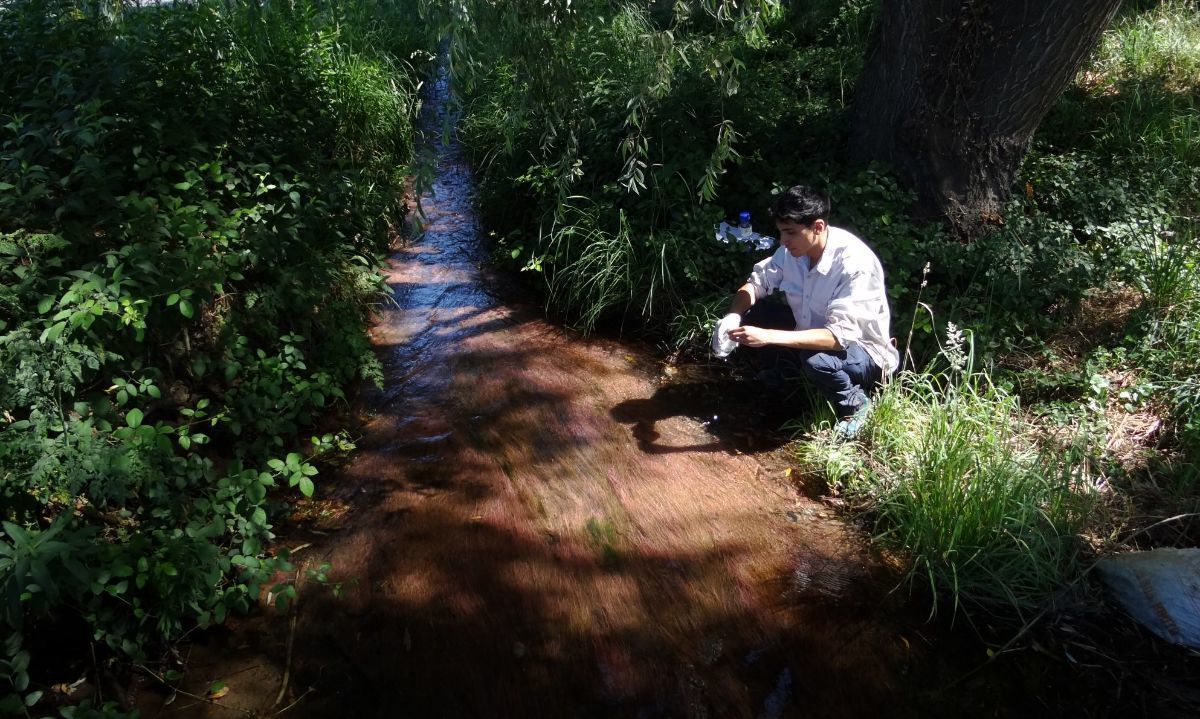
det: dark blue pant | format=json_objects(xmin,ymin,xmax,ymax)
[{"xmin": 743, "ymin": 301, "xmax": 882, "ymax": 419}]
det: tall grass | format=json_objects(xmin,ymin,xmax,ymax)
[
  {"xmin": 451, "ymin": 0, "xmax": 789, "ymax": 333},
  {"xmin": 1139, "ymin": 221, "xmax": 1200, "ymax": 463},
  {"xmin": 801, "ymin": 369, "xmax": 1097, "ymax": 622},
  {"xmin": 1084, "ymin": 0, "xmax": 1200, "ymax": 163},
  {"xmin": 1093, "ymin": 0, "xmax": 1200, "ymax": 89},
  {"xmin": 1085, "ymin": 3, "xmax": 1200, "ymax": 472},
  {"xmin": 543, "ymin": 201, "xmax": 679, "ymax": 333}
]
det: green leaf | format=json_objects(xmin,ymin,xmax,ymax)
[
  {"xmin": 39, "ymin": 321, "xmax": 66, "ymax": 343},
  {"xmin": 2, "ymin": 522, "xmax": 30, "ymax": 545},
  {"xmin": 126, "ymin": 408, "xmax": 144, "ymax": 429},
  {"xmin": 24, "ymin": 690, "xmax": 43, "ymax": 707},
  {"xmin": 37, "ymin": 296, "xmax": 54, "ymax": 314},
  {"xmin": 179, "ymin": 299, "xmax": 195, "ymax": 319},
  {"xmin": 178, "ymin": 435, "xmax": 192, "ymax": 450},
  {"xmin": 167, "ymin": 293, "xmax": 180, "ymax": 306},
  {"xmin": 299, "ymin": 476, "xmax": 314, "ymax": 497}
]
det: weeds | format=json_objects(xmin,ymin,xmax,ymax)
[
  {"xmin": 1093, "ymin": 0, "xmax": 1200, "ymax": 91},
  {"xmin": 803, "ymin": 364, "xmax": 1098, "ymax": 622},
  {"xmin": 1137, "ymin": 222, "xmax": 1200, "ymax": 459}
]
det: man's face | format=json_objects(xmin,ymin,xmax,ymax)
[{"xmin": 776, "ymin": 218, "xmax": 825, "ymax": 258}]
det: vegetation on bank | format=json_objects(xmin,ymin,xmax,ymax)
[
  {"xmin": 0, "ymin": 0, "xmax": 426, "ymax": 713},
  {"xmin": 807, "ymin": 0, "xmax": 1200, "ymax": 622},
  {"xmin": 447, "ymin": 0, "xmax": 1200, "ymax": 621}
]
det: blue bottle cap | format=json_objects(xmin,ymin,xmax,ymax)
[{"xmin": 738, "ymin": 211, "xmax": 751, "ymax": 224}]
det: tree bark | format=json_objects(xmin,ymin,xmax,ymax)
[{"xmin": 850, "ymin": 0, "xmax": 1122, "ymax": 238}]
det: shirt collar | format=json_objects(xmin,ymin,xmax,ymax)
[{"xmin": 803, "ymin": 227, "xmax": 840, "ymax": 275}]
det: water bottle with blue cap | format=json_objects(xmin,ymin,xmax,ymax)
[{"xmin": 736, "ymin": 211, "xmax": 752, "ymax": 241}]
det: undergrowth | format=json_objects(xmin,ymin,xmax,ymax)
[
  {"xmin": 0, "ymin": 0, "xmax": 426, "ymax": 713},
  {"xmin": 801, "ymin": 356, "xmax": 1099, "ymax": 622}
]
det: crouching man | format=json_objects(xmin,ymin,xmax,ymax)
[{"xmin": 712, "ymin": 185, "xmax": 899, "ymax": 439}]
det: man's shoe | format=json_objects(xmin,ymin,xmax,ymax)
[{"xmin": 833, "ymin": 397, "xmax": 872, "ymax": 441}]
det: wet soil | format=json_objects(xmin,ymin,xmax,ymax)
[{"xmin": 129, "ymin": 66, "xmax": 1200, "ymax": 719}]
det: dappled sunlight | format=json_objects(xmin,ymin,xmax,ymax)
[{"xmin": 242, "ymin": 58, "xmax": 916, "ymax": 718}]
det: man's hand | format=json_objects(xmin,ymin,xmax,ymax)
[{"xmin": 728, "ymin": 325, "xmax": 772, "ymax": 347}]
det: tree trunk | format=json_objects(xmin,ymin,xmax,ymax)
[{"xmin": 850, "ymin": 0, "xmax": 1122, "ymax": 238}]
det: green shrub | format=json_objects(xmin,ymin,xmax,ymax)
[
  {"xmin": 801, "ymin": 358, "xmax": 1097, "ymax": 621},
  {"xmin": 452, "ymin": 1, "xmax": 792, "ymax": 328},
  {"xmin": 0, "ymin": 0, "xmax": 424, "ymax": 707}
]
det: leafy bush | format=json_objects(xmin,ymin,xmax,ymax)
[{"xmin": 0, "ymin": 0, "xmax": 423, "ymax": 708}]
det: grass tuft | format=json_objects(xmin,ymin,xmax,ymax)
[
  {"xmin": 801, "ymin": 368, "xmax": 1099, "ymax": 622},
  {"xmin": 1093, "ymin": 1, "xmax": 1200, "ymax": 91}
]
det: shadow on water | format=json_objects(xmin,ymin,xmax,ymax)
[{"xmin": 134, "ymin": 56, "xmax": 1200, "ymax": 719}]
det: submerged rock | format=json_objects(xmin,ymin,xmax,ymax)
[{"xmin": 1096, "ymin": 548, "xmax": 1200, "ymax": 650}]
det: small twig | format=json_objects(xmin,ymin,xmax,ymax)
[
  {"xmin": 1116, "ymin": 512, "xmax": 1200, "ymax": 549},
  {"xmin": 91, "ymin": 642, "xmax": 102, "ymax": 705},
  {"xmin": 272, "ymin": 686, "xmax": 315, "ymax": 716},
  {"xmin": 135, "ymin": 664, "xmax": 255, "ymax": 718},
  {"xmin": 272, "ymin": 564, "xmax": 305, "ymax": 708},
  {"xmin": 272, "ymin": 611, "xmax": 299, "ymax": 708}
]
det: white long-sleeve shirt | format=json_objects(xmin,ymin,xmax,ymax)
[{"xmin": 745, "ymin": 226, "xmax": 899, "ymax": 375}]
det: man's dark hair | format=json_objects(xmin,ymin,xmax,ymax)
[{"xmin": 769, "ymin": 185, "xmax": 830, "ymax": 225}]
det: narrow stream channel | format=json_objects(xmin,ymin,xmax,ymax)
[{"xmin": 147, "ymin": 60, "xmax": 1018, "ymax": 719}]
